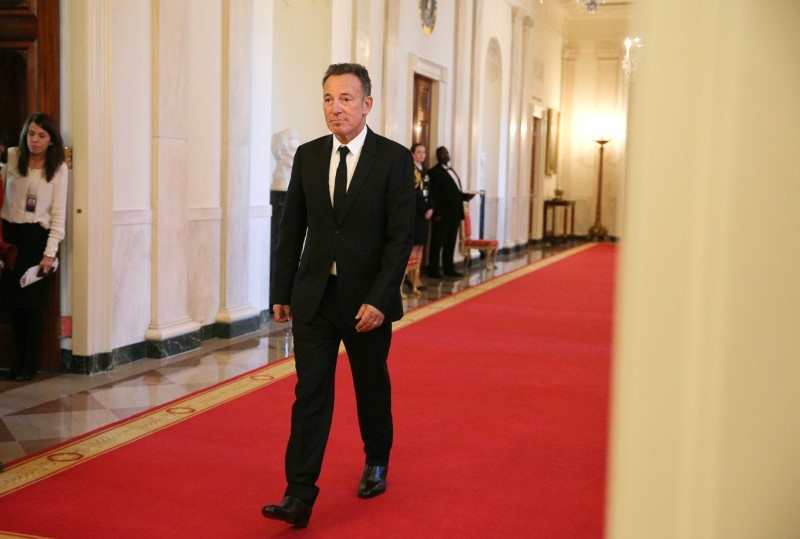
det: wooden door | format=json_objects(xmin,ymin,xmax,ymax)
[
  {"xmin": 412, "ymin": 74, "xmax": 433, "ymax": 168},
  {"xmin": 0, "ymin": 0, "xmax": 62, "ymax": 373},
  {"xmin": 412, "ymin": 74, "xmax": 434, "ymax": 265}
]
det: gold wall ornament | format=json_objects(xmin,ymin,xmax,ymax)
[
  {"xmin": 419, "ymin": 0, "xmax": 437, "ymax": 35},
  {"xmin": 64, "ymin": 146, "xmax": 73, "ymax": 169}
]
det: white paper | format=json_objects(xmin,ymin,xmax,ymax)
[{"xmin": 19, "ymin": 258, "xmax": 59, "ymax": 288}]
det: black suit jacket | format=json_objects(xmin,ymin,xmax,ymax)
[
  {"xmin": 427, "ymin": 163, "xmax": 465, "ymax": 222},
  {"xmin": 272, "ymin": 128, "xmax": 415, "ymax": 323}
]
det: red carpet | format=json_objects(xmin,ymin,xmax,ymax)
[{"xmin": 0, "ymin": 244, "xmax": 615, "ymax": 538}]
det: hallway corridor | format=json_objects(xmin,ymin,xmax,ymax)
[{"xmin": 0, "ymin": 242, "xmax": 582, "ymax": 464}]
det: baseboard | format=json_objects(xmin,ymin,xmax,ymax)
[{"xmin": 61, "ymin": 312, "xmax": 271, "ymax": 374}]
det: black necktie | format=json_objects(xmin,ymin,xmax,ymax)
[{"xmin": 334, "ymin": 145, "xmax": 349, "ymax": 211}]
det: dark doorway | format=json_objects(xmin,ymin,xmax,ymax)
[{"xmin": 0, "ymin": 0, "xmax": 63, "ymax": 373}]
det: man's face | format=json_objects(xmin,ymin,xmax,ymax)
[
  {"xmin": 439, "ymin": 148, "xmax": 450, "ymax": 165},
  {"xmin": 323, "ymin": 73, "xmax": 373, "ymax": 144}
]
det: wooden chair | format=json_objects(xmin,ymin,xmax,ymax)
[{"xmin": 460, "ymin": 205, "xmax": 498, "ymax": 270}]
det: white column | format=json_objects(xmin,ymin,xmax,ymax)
[
  {"xmin": 454, "ymin": 0, "xmax": 474, "ymax": 179},
  {"xmin": 506, "ymin": 7, "xmax": 524, "ymax": 247},
  {"xmin": 145, "ymin": 0, "xmax": 200, "ymax": 350},
  {"xmin": 215, "ymin": 0, "xmax": 260, "ymax": 332},
  {"xmin": 65, "ymin": 0, "xmax": 114, "ymax": 359},
  {"xmin": 607, "ymin": 1, "xmax": 800, "ymax": 537}
]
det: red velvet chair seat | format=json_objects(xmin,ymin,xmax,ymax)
[
  {"xmin": 464, "ymin": 238, "xmax": 498, "ymax": 248},
  {"xmin": 460, "ymin": 206, "xmax": 498, "ymax": 270}
]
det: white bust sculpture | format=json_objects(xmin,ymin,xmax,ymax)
[{"xmin": 271, "ymin": 128, "xmax": 300, "ymax": 190}]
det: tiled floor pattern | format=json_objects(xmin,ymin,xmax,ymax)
[{"xmin": 0, "ymin": 242, "xmax": 581, "ymax": 464}]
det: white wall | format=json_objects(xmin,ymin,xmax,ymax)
[
  {"xmin": 472, "ymin": 2, "xmax": 514, "ymax": 246},
  {"xmin": 67, "ymin": 0, "xmax": 272, "ymax": 356},
  {"xmin": 111, "ymin": 1, "xmax": 152, "ymax": 212},
  {"xmin": 560, "ymin": 17, "xmax": 629, "ymax": 236},
  {"xmin": 527, "ymin": 1, "xmax": 567, "ymax": 227},
  {"xmin": 383, "ymin": 0, "xmax": 459, "ymax": 148},
  {"xmin": 109, "ymin": 0, "xmax": 153, "ymax": 349},
  {"xmin": 186, "ymin": 0, "xmax": 223, "ymax": 330},
  {"xmin": 271, "ymin": 0, "xmax": 331, "ymax": 144},
  {"xmin": 186, "ymin": 0, "xmax": 223, "ymax": 212},
  {"xmin": 248, "ymin": 0, "xmax": 274, "ymax": 313},
  {"xmin": 62, "ymin": 0, "xmax": 577, "ymax": 360}
]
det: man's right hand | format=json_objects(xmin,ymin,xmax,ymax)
[{"xmin": 273, "ymin": 304, "xmax": 292, "ymax": 323}]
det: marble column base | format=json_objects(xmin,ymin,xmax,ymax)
[
  {"xmin": 60, "ymin": 313, "xmax": 272, "ymax": 374},
  {"xmin": 146, "ymin": 330, "xmax": 201, "ymax": 359}
]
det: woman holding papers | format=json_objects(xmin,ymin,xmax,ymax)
[{"xmin": 0, "ymin": 113, "xmax": 68, "ymax": 381}]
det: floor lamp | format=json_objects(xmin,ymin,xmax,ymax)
[{"xmin": 587, "ymin": 137, "xmax": 611, "ymax": 242}]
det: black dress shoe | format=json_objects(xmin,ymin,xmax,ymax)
[
  {"xmin": 358, "ymin": 465, "xmax": 387, "ymax": 498},
  {"xmin": 444, "ymin": 270, "xmax": 464, "ymax": 278},
  {"xmin": 426, "ymin": 269, "xmax": 443, "ymax": 278},
  {"xmin": 262, "ymin": 496, "xmax": 312, "ymax": 528}
]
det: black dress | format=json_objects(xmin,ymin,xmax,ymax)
[
  {"xmin": 0, "ymin": 221, "xmax": 49, "ymax": 308},
  {"xmin": 413, "ymin": 169, "xmax": 431, "ymax": 246}
]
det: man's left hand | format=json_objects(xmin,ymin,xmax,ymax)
[{"xmin": 355, "ymin": 304, "xmax": 385, "ymax": 332}]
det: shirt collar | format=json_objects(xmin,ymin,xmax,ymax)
[{"xmin": 331, "ymin": 125, "xmax": 368, "ymax": 160}]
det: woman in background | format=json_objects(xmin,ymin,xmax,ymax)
[
  {"xmin": 0, "ymin": 113, "xmax": 68, "ymax": 381},
  {"xmin": 405, "ymin": 143, "xmax": 433, "ymax": 295}
]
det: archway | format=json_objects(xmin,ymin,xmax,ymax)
[{"xmin": 477, "ymin": 39, "xmax": 503, "ymax": 239}]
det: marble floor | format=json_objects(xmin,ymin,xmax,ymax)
[{"xmin": 0, "ymin": 241, "xmax": 581, "ymax": 465}]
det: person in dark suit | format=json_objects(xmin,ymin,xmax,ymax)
[
  {"xmin": 262, "ymin": 63, "xmax": 415, "ymax": 529},
  {"xmin": 426, "ymin": 146, "xmax": 465, "ymax": 278}
]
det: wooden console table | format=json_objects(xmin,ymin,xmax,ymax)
[{"xmin": 542, "ymin": 198, "xmax": 576, "ymax": 241}]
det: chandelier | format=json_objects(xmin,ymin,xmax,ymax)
[
  {"xmin": 577, "ymin": 0, "xmax": 605, "ymax": 12},
  {"xmin": 622, "ymin": 36, "xmax": 642, "ymax": 83}
]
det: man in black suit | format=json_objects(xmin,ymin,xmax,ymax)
[
  {"xmin": 262, "ymin": 63, "xmax": 414, "ymax": 529},
  {"xmin": 426, "ymin": 146, "xmax": 465, "ymax": 278}
]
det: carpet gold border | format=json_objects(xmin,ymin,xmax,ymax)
[
  {"xmin": 0, "ymin": 360, "xmax": 297, "ymax": 497},
  {"xmin": 394, "ymin": 244, "xmax": 596, "ymax": 330}
]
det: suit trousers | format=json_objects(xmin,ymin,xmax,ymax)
[
  {"xmin": 428, "ymin": 218, "xmax": 461, "ymax": 274},
  {"xmin": 284, "ymin": 276, "xmax": 393, "ymax": 506},
  {"xmin": 9, "ymin": 307, "xmax": 43, "ymax": 378}
]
